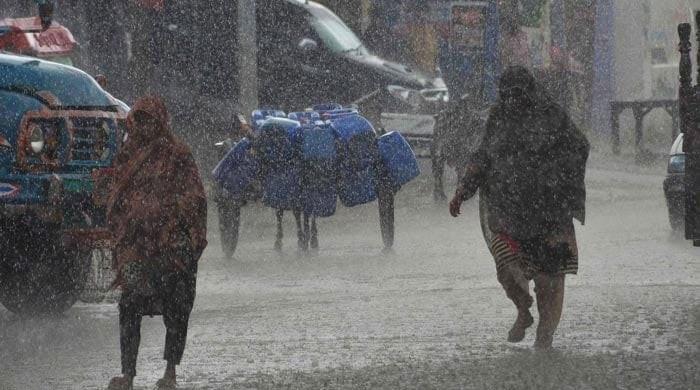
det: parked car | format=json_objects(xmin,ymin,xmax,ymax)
[
  {"xmin": 162, "ymin": 0, "xmax": 448, "ymax": 115},
  {"xmin": 663, "ymin": 133, "xmax": 685, "ymax": 232},
  {"xmin": 0, "ymin": 52, "xmax": 127, "ymax": 313},
  {"xmin": 256, "ymin": 0, "xmax": 448, "ymax": 116}
]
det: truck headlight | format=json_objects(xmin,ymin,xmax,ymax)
[
  {"xmin": 668, "ymin": 154, "xmax": 685, "ymax": 174},
  {"xmin": 29, "ymin": 123, "xmax": 45, "ymax": 154},
  {"xmin": 0, "ymin": 135, "xmax": 11, "ymax": 151}
]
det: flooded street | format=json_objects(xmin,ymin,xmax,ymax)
[
  {"xmin": 2, "ymin": 1, "xmax": 699, "ymax": 389},
  {"xmin": 1, "ymin": 153, "xmax": 699, "ymax": 389}
]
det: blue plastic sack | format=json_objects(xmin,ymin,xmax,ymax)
[
  {"xmin": 262, "ymin": 167, "xmax": 301, "ymax": 210},
  {"xmin": 257, "ymin": 117, "xmax": 302, "ymax": 210},
  {"xmin": 252, "ymin": 109, "xmax": 286, "ymax": 135},
  {"xmin": 288, "ymin": 111, "xmax": 321, "ymax": 125},
  {"xmin": 301, "ymin": 124, "xmax": 336, "ymax": 160},
  {"xmin": 212, "ymin": 138, "xmax": 260, "ymax": 200},
  {"xmin": 377, "ymin": 131, "xmax": 420, "ymax": 188},
  {"xmin": 257, "ymin": 117, "xmax": 300, "ymax": 163},
  {"xmin": 331, "ymin": 114, "xmax": 378, "ymax": 207},
  {"xmin": 299, "ymin": 124, "xmax": 338, "ymax": 217}
]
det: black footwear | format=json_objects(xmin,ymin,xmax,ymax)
[{"xmin": 507, "ymin": 309, "xmax": 534, "ymax": 342}]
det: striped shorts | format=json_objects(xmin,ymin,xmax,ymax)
[{"xmin": 489, "ymin": 233, "xmax": 579, "ymax": 278}]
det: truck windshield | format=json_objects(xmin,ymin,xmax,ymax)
[
  {"xmin": 0, "ymin": 54, "xmax": 114, "ymax": 108},
  {"xmin": 307, "ymin": 5, "xmax": 368, "ymax": 56}
]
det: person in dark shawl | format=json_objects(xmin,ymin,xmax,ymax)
[
  {"xmin": 106, "ymin": 96, "xmax": 207, "ymax": 390},
  {"xmin": 449, "ymin": 66, "xmax": 589, "ymax": 350}
]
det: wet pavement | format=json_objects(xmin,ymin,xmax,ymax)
[{"xmin": 1, "ymin": 152, "xmax": 699, "ymax": 389}]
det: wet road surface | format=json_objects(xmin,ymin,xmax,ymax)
[{"xmin": 1, "ymin": 153, "xmax": 699, "ymax": 389}]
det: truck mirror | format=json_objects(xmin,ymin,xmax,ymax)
[
  {"xmin": 94, "ymin": 74, "xmax": 108, "ymax": 89},
  {"xmin": 298, "ymin": 38, "xmax": 319, "ymax": 52}
]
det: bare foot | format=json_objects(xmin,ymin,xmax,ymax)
[
  {"xmin": 107, "ymin": 375, "xmax": 133, "ymax": 390},
  {"xmin": 534, "ymin": 335, "xmax": 554, "ymax": 351},
  {"xmin": 157, "ymin": 363, "xmax": 177, "ymax": 389},
  {"xmin": 507, "ymin": 309, "xmax": 534, "ymax": 342},
  {"xmin": 156, "ymin": 377, "xmax": 177, "ymax": 389}
]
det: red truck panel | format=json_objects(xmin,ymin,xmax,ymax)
[{"xmin": 0, "ymin": 17, "xmax": 76, "ymax": 57}]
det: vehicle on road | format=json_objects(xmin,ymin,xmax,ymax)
[
  {"xmin": 256, "ymin": 0, "xmax": 448, "ymax": 117},
  {"xmin": 158, "ymin": 0, "xmax": 447, "ymax": 134},
  {"xmin": 0, "ymin": 52, "xmax": 127, "ymax": 314},
  {"xmin": 663, "ymin": 133, "xmax": 685, "ymax": 232}
]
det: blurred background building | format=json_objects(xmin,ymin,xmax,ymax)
[{"xmin": 2, "ymin": 0, "xmax": 700, "ymax": 152}]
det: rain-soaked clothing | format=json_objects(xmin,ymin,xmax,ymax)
[
  {"xmin": 105, "ymin": 96, "xmax": 207, "ymax": 376},
  {"xmin": 106, "ymin": 96, "xmax": 207, "ymax": 288},
  {"xmin": 456, "ymin": 66, "xmax": 589, "ymax": 346},
  {"xmin": 458, "ymin": 66, "xmax": 588, "ymax": 273},
  {"xmin": 119, "ymin": 260, "xmax": 197, "ymax": 378}
]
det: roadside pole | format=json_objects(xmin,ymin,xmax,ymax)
[
  {"xmin": 591, "ymin": 0, "xmax": 615, "ymax": 136},
  {"xmin": 238, "ymin": 0, "xmax": 258, "ymax": 116},
  {"xmin": 550, "ymin": 0, "xmax": 570, "ymax": 111}
]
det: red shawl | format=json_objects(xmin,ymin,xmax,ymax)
[{"xmin": 106, "ymin": 96, "xmax": 207, "ymax": 287}]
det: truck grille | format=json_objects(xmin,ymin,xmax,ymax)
[{"xmin": 70, "ymin": 117, "xmax": 114, "ymax": 163}]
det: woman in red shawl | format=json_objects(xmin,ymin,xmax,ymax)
[{"xmin": 106, "ymin": 96, "xmax": 207, "ymax": 390}]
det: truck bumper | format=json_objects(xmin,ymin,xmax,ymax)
[{"xmin": 0, "ymin": 171, "xmax": 113, "ymax": 249}]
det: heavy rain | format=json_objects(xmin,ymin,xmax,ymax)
[{"xmin": 0, "ymin": 0, "xmax": 698, "ymax": 389}]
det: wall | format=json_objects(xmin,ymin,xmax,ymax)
[
  {"xmin": 613, "ymin": 0, "xmax": 700, "ymax": 101},
  {"xmin": 608, "ymin": 0, "xmax": 700, "ymax": 151},
  {"xmin": 613, "ymin": 0, "xmax": 653, "ymax": 101}
]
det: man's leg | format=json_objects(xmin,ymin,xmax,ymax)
[
  {"xmin": 533, "ymin": 272, "xmax": 566, "ymax": 350},
  {"xmin": 162, "ymin": 304, "xmax": 191, "ymax": 372},
  {"xmin": 109, "ymin": 294, "xmax": 142, "ymax": 390},
  {"xmin": 158, "ymin": 269, "xmax": 197, "ymax": 388},
  {"xmin": 484, "ymin": 226, "xmax": 534, "ymax": 342},
  {"xmin": 497, "ymin": 263, "xmax": 535, "ymax": 342}
]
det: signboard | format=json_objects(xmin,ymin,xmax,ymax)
[{"xmin": 449, "ymin": 2, "xmax": 488, "ymax": 50}]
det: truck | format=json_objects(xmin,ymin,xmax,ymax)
[{"xmin": 0, "ymin": 52, "xmax": 127, "ymax": 313}]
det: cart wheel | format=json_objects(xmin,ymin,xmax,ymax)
[
  {"xmin": 218, "ymin": 199, "xmax": 242, "ymax": 259},
  {"xmin": 378, "ymin": 184, "xmax": 395, "ymax": 250}
]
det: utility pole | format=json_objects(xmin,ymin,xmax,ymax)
[
  {"xmin": 591, "ymin": 0, "xmax": 615, "ymax": 136},
  {"xmin": 549, "ymin": 0, "xmax": 570, "ymax": 111},
  {"xmin": 238, "ymin": 0, "xmax": 258, "ymax": 116}
]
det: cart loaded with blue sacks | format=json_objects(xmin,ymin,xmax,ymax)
[{"xmin": 212, "ymin": 104, "xmax": 420, "ymax": 257}]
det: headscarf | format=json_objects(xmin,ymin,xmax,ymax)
[
  {"xmin": 496, "ymin": 65, "xmax": 540, "ymax": 117},
  {"xmin": 106, "ymin": 96, "xmax": 207, "ymax": 287}
]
